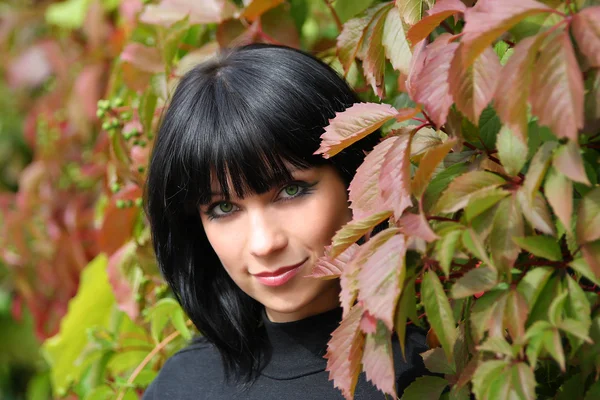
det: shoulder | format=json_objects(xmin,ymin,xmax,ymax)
[{"xmin": 142, "ymin": 337, "xmax": 223, "ymax": 400}]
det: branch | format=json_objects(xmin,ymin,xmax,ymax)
[{"xmin": 322, "ymin": 0, "xmax": 343, "ymax": 33}]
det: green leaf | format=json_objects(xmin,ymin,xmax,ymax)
[
  {"xmin": 543, "ymin": 328, "xmax": 565, "ymax": 371},
  {"xmin": 527, "ymin": 274, "xmax": 561, "ymax": 325},
  {"xmin": 145, "ymin": 298, "xmax": 186, "ymax": 343},
  {"xmin": 382, "ymin": 6, "xmax": 412, "ymax": 75},
  {"xmin": 522, "ymin": 141, "xmax": 557, "ymax": 202},
  {"xmin": 544, "ymin": 166, "xmax": 573, "ymax": 233},
  {"xmin": 510, "ymin": 363, "xmax": 537, "ymax": 400},
  {"xmin": 548, "ymin": 291, "xmax": 568, "ymax": 326},
  {"xmin": 489, "ymin": 196, "xmax": 524, "ymax": 273},
  {"xmin": 555, "ymin": 373, "xmax": 585, "ymax": 400},
  {"xmin": 558, "ymin": 319, "xmax": 592, "ymax": 343},
  {"xmin": 412, "ymin": 138, "xmax": 457, "ymax": 198},
  {"xmin": 477, "ymin": 336, "xmax": 514, "ymax": 357},
  {"xmin": 42, "ymin": 255, "xmax": 115, "ymax": 396},
  {"xmin": 451, "ymin": 266, "xmax": 498, "ymax": 299},
  {"xmin": 401, "ymin": 376, "xmax": 448, "ymax": 400},
  {"xmin": 461, "ymin": 228, "xmax": 494, "ymax": 267},
  {"xmin": 553, "ymin": 140, "xmax": 591, "ymax": 185},
  {"xmin": 422, "ymin": 271, "xmax": 457, "ymax": 361},
  {"xmin": 478, "ymin": 106, "xmax": 502, "ymax": 150},
  {"xmin": 395, "ymin": 276, "xmax": 418, "ymax": 359},
  {"xmin": 334, "ymin": 0, "xmax": 374, "ymax": 23},
  {"xmin": 171, "ymin": 308, "xmax": 192, "ymax": 340},
  {"xmin": 517, "ymin": 267, "xmax": 553, "ymax": 308},
  {"xmin": 83, "ymin": 385, "xmax": 115, "ymax": 400},
  {"xmin": 423, "ymin": 162, "xmax": 469, "ymax": 213},
  {"xmin": 517, "ymin": 190, "xmax": 556, "ymax": 236},
  {"xmin": 132, "ymin": 369, "xmax": 158, "ymax": 387},
  {"xmin": 396, "ymin": 0, "xmax": 424, "ymax": 25},
  {"xmin": 585, "ymin": 380, "xmax": 600, "ymax": 400},
  {"xmin": 570, "ymin": 258, "xmax": 600, "ymax": 286},
  {"xmin": 470, "ymin": 290, "xmax": 506, "ymax": 342},
  {"xmin": 435, "ymin": 229, "xmax": 463, "ymax": 277},
  {"xmin": 464, "ymin": 187, "xmax": 510, "ymax": 222},
  {"xmin": 46, "ymin": 0, "xmax": 90, "ymax": 29},
  {"xmin": 421, "ymin": 347, "xmax": 455, "ymax": 375},
  {"xmin": 504, "ymin": 289, "xmax": 529, "ymax": 340},
  {"xmin": 497, "ymin": 126, "xmax": 528, "ymax": 176},
  {"xmin": 330, "ymin": 211, "xmax": 394, "ymax": 258},
  {"xmin": 512, "ymin": 236, "xmax": 562, "ymax": 261},
  {"xmin": 435, "ymin": 171, "xmax": 506, "ymax": 213},
  {"xmin": 107, "ymin": 351, "xmax": 148, "ymax": 375},
  {"xmin": 471, "ymin": 360, "xmax": 509, "ymax": 400},
  {"xmin": 576, "ymin": 187, "xmax": 600, "ymax": 245}
]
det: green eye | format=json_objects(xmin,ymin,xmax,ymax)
[
  {"xmin": 219, "ymin": 202, "xmax": 233, "ymax": 213},
  {"xmin": 284, "ymin": 184, "xmax": 299, "ymax": 196}
]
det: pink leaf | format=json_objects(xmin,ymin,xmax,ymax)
[
  {"xmin": 107, "ymin": 242, "xmax": 139, "ymax": 320},
  {"xmin": 530, "ymin": 31, "xmax": 585, "ymax": 141},
  {"xmin": 398, "ymin": 212, "xmax": 439, "ymax": 242},
  {"xmin": 380, "ymin": 133, "xmax": 413, "ymax": 220},
  {"xmin": 363, "ymin": 323, "xmax": 396, "ymax": 398},
  {"xmin": 571, "ymin": 7, "xmax": 600, "ymax": 68},
  {"xmin": 325, "ymin": 304, "xmax": 365, "ymax": 400},
  {"xmin": 306, "ymin": 244, "xmax": 360, "ymax": 280},
  {"xmin": 494, "ymin": 33, "xmax": 548, "ymax": 140},
  {"xmin": 330, "ymin": 211, "xmax": 393, "ymax": 258},
  {"xmin": 552, "ymin": 140, "xmax": 590, "ymax": 185},
  {"xmin": 358, "ymin": 234, "xmax": 407, "ymax": 330},
  {"xmin": 461, "ymin": 0, "xmax": 553, "ymax": 67},
  {"xmin": 412, "ymin": 35, "xmax": 459, "ymax": 128},
  {"xmin": 121, "ymin": 43, "xmax": 164, "ymax": 74},
  {"xmin": 140, "ymin": 0, "xmax": 236, "ymax": 26},
  {"xmin": 315, "ymin": 102, "xmax": 403, "ymax": 158},
  {"xmin": 406, "ymin": 39, "xmax": 427, "ymax": 101},
  {"xmin": 407, "ymin": 0, "xmax": 467, "ymax": 46},
  {"xmin": 349, "ymin": 137, "xmax": 397, "ymax": 220},
  {"xmin": 449, "ymin": 45, "xmax": 501, "ymax": 125},
  {"xmin": 7, "ymin": 45, "xmax": 52, "ymax": 88},
  {"xmin": 360, "ymin": 310, "xmax": 379, "ymax": 334}
]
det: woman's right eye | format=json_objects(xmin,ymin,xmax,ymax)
[{"xmin": 206, "ymin": 201, "xmax": 238, "ymax": 220}]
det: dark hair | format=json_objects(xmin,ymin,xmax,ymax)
[{"xmin": 145, "ymin": 44, "xmax": 378, "ymax": 383}]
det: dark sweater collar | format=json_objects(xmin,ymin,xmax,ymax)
[{"xmin": 260, "ymin": 307, "xmax": 343, "ymax": 379}]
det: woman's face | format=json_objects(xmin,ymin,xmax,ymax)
[{"xmin": 199, "ymin": 165, "xmax": 352, "ymax": 323}]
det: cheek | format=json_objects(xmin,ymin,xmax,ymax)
[{"xmin": 201, "ymin": 222, "xmax": 244, "ymax": 275}]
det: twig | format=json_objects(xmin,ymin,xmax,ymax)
[{"xmin": 322, "ymin": 0, "xmax": 343, "ymax": 33}]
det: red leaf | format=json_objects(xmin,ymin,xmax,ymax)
[
  {"xmin": 315, "ymin": 102, "xmax": 406, "ymax": 158},
  {"xmin": 121, "ymin": 43, "xmax": 163, "ymax": 74},
  {"xmin": 325, "ymin": 304, "xmax": 365, "ymax": 400},
  {"xmin": 552, "ymin": 140, "xmax": 591, "ymax": 185},
  {"xmin": 349, "ymin": 138, "xmax": 397, "ymax": 220},
  {"xmin": 461, "ymin": 0, "xmax": 553, "ymax": 67},
  {"xmin": 140, "ymin": 0, "xmax": 236, "ymax": 26},
  {"xmin": 107, "ymin": 241, "xmax": 139, "ymax": 320},
  {"xmin": 98, "ymin": 184, "xmax": 141, "ymax": 254},
  {"xmin": 363, "ymin": 324, "xmax": 396, "ymax": 398},
  {"xmin": 449, "ymin": 45, "xmax": 501, "ymax": 125},
  {"xmin": 306, "ymin": 244, "xmax": 360, "ymax": 280},
  {"xmin": 412, "ymin": 35, "xmax": 459, "ymax": 127},
  {"xmin": 494, "ymin": 33, "xmax": 548, "ymax": 140},
  {"xmin": 571, "ymin": 7, "xmax": 600, "ymax": 68},
  {"xmin": 380, "ymin": 133, "xmax": 413, "ymax": 220},
  {"xmin": 406, "ymin": 39, "xmax": 427, "ymax": 101},
  {"xmin": 358, "ymin": 234, "xmax": 407, "ymax": 330},
  {"xmin": 397, "ymin": 212, "xmax": 439, "ymax": 242},
  {"xmin": 530, "ymin": 30, "xmax": 585, "ymax": 141},
  {"xmin": 337, "ymin": 3, "xmax": 390, "ymax": 75},
  {"xmin": 407, "ymin": 0, "xmax": 467, "ymax": 46}
]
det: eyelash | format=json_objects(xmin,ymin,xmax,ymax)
[{"xmin": 204, "ymin": 181, "xmax": 316, "ymax": 221}]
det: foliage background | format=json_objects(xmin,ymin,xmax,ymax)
[{"xmin": 1, "ymin": 0, "xmax": 599, "ymax": 399}]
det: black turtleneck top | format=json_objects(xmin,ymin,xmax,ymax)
[{"xmin": 142, "ymin": 308, "xmax": 429, "ymax": 399}]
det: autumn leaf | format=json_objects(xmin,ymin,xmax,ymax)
[
  {"xmin": 517, "ymin": 190, "xmax": 556, "ymax": 237},
  {"xmin": 306, "ymin": 244, "xmax": 360, "ymax": 280},
  {"xmin": 330, "ymin": 211, "xmax": 392, "ymax": 258},
  {"xmin": 362, "ymin": 322, "xmax": 396, "ymax": 397},
  {"xmin": 489, "ymin": 195, "xmax": 524, "ymax": 274},
  {"xmin": 552, "ymin": 140, "xmax": 591, "ymax": 185},
  {"xmin": 496, "ymin": 126, "xmax": 528, "ymax": 176},
  {"xmin": 449, "ymin": 46, "xmax": 501, "ymax": 125},
  {"xmin": 581, "ymin": 241, "xmax": 600, "ymax": 280},
  {"xmin": 576, "ymin": 187, "xmax": 600, "ymax": 245},
  {"xmin": 107, "ymin": 241, "xmax": 139, "ymax": 320},
  {"xmin": 435, "ymin": 229, "xmax": 463, "ymax": 277},
  {"xmin": 317, "ymin": 103, "xmax": 419, "ymax": 158},
  {"xmin": 411, "ymin": 137, "xmax": 457, "ymax": 197},
  {"xmin": 121, "ymin": 43, "xmax": 163, "ymax": 74},
  {"xmin": 504, "ymin": 289, "xmax": 529, "ymax": 340},
  {"xmin": 422, "ymin": 271, "xmax": 457, "ymax": 361},
  {"xmin": 494, "ymin": 33, "xmax": 549, "ymax": 140},
  {"xmin": 361, "ymin": 5, "xmax": 391, "ymax": 98},
  {"xmin": 382, "ymin": 6, "xmax": 412, "ymax": 75},
  {"xmin": 530, "ymin": 30, "xmax": 585, "ymax": 141},
  {"xmin": 406, "ymin": 0, "xmax": 466, "ymax": 46},
  {"xmin": 461, "ymin": 0, "xmax": 553, "ymax": 67},
  {"xmin": 325, "ymin": 304, "xmax": 365, "ymax": 400},
  {"xmin": 512, "ymin": 236, "xmax": 562, "ymax": 262},
  {"xmin": 522, "ymin": 141, "xmax": 557, "ymax": 202},
  {"xmin": 240, "ymin": 0, "xmax": 284, "ymax": 21},
  {"xmin": 397, "ymin": 212, "xmax": 439, "ymax": 242},
  {"xmin": 451, "ymin": 266, "xmax": 498, "ymax": 299},
  {"xmin": 396, "ymin": 0, "xmax": 425, "ymax": 25},
  {"xmin": 435, "ymin": 170, "xmax": 506, "ymax": 213},
  {"xmin": 380, "ymin": 131, "xmax": 413, "ymax": 220},
  {"xmin": 571, "ymin": 6, "xmax": 600, "ymax": 68},
  {"xmin": 140, "ymin": 0, "xmax": 236, "ymax": 26},
  {"xmin": 411, "ymin": 35, "xmax": 459, "ymax": 128},
  {"xmin": 349, "ymin": 137, "xmax": 397, "ymax": 220}
]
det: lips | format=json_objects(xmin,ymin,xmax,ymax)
[{"xmin": 253, "ymin": 258, "xmax": 308, "ymax": 287}]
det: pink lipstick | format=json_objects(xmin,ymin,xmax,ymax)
[{"xmin": 253, "ymin": 258, "xmax": 308, "ymax": 287}]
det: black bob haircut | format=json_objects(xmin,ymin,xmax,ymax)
[{"xmin": 145, "ymin": 43, "xmax": 379, "ymax": 383}]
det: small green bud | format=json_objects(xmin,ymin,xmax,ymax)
[
  {"xmin": 110, "ymin": 182, "xmax": 121, "ymax": 193},
  {"xmin": 120, "ymin": 111, "xmax": 132, "ymax": 121},
  {"xmin": 125, "ymin": 199, "xmax": 134, "ymax": 208},
  {"xmin": 102, "ymin": 121, "xmax": 111, "ymax": 131},
  {"xmin": 137, "ymin": 166, "xmax": 145, "ymax": 174},
  {"xmin": 134, "ymin": 293, "xmax": 142, "ymax": 302},
  {"xmin": 116, "ymin": 199, "xmax": 126, "ymax": 209},
  {"xmin": 137, "ymin": 141, "xmax": 147, "ymax": 147},
  {"xmin": 97, "ymin": 99, "xmax": 110, "ymax": 110},
  {"xmin": 135, "ymin": 198, "xmax": 143, "ymax": 207},
  {"xmin": 96, "ymin": 109, "xmax": 105, "ymax": 119},
  {"xmin": 111, "ymin": 97, "xmax": 124, "ymax": 107}
]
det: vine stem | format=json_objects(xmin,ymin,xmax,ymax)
[
  {"xmin": 115, "ymin": 329, "xmax": 182, "ymax": 400},
  {"xmin": 322, "ymin": 0, "xmax": 343, "ymax": 33}
]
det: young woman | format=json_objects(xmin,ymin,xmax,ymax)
[{"xmin": 143, "ymin": 43, "xmax": 429, "ymax": 399}]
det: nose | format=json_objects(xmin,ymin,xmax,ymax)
[{"xmin": 248, "ymin": 210, "xmax": 288, "ymax": 258}]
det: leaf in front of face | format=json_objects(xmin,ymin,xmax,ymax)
[
  {"xmin": 316, "ymin": 102, "xmax": 408, "ymax": 158},
  {"xmin": 460, "ymin": 0, "xmax": 553, "ymax": 67},
  {"xmin": 361, "ymin": 4, "xmax": 391, "ymax": 98},
  {"xmin": 397, "ymin": 212, "xmax": 439, "ymax": 242},
  {"xmin": 531, "ymin": 30, "xmax": 585, "ymax": 141},
  {"xmin": 449, "ymin": 45, "xmax": 502, "ymax": 125},
  {"xmin": 325, "ymin": 304, "xmax": 365, "ymax": 400},
  {"xmin": 422, "ymin": 271, "xmax": 457, "ymax": 361},
  {"xmin": 544, "ymin": 167, "xmax": 573, "ymax": 234},
  {"xmin": 435, "ymin": 170, "xmax": 506, "ymax": 213},
  {"xmin": 358, "ymin": 234, "xmax": 407, "ymax": 330},
  {"xmin": 330, "ymin": 210, "xmax": 393, "ymax": 258},
  {"xmin": 512, "ymin": 236, "xmax": 562, "ymax": 262},
  {"xmin": 451, "ymin": 265, "xmax": 498, "ymax": 299},
  {"xmin": 497, "ymin": 126, "xmax": 528, "ymax": 176},
  {"xmin": 362, "ymin": 321, "xmax": 396, "ymax": 398},
  {"xmin": 400, "ymin": 376, "xmax": 449, "ymax": 400},
  {"xmin": 576, "ymin": 187, "xmax": 600, "ymax": 245},
  {"xmin": 489, "ymin": 195, "xmax": 524, "ymax": 274},
  {"xmin": 405, "ymin": 0, "xmax": 466, "ymax": 45},
  {"xmin": 380, "ymin": 131, "xmax": 413, "ymax": 220},
  {"xmin": 553, "ymin": 140, "xmax": 591, "ymax": 185},
  {"xmin": 349, "ymin": 136, "xmax": 396, "ymax": 220},
  {"xmin": 382, "ymin": 6, "xmax": 412, "ymax": 75},
  {"xmin": 307, "ymin": 243, "xmax": 360, "ymax": 280},
  {"xmin": 571, "ymin": 6, "xmax": 600, "ymax": 68},
  {"xmin": 411, "ymin": 137, "xmax": 457, "ymax": 198}
]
